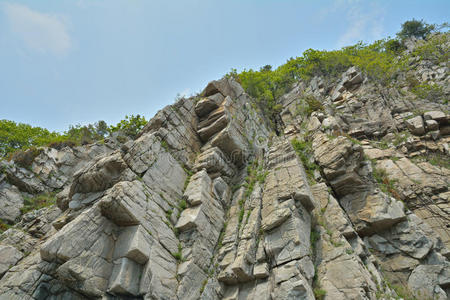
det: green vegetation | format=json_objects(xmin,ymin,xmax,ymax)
[
  {"xmin": 295, "ymin": 94, "xmax": 324, "ymax": 117},
  {"xmin": 108, "ymin": 114, "xmax": 147, "ymax": 139},
  {"xmin": 228, "ymin": 37, "xmax": 408, "ymax": 121},
  {"xmin": 291, "ymin": 138, "xmax": 318, "ymax": 184},
  {"xmin": 0, "ymin": 120, "xmax": 64, "ymax": 157},
  {"xmin": 171, "ymin": 243, "xmax": 184, "ymax": 261},
  {"xmin": 21, "ymin": 191, "xmax": 57, "ymax": 215},
  {"xmin": 10, "ymin": 147, "xmax": 43, "ymax": 169},
  {"xmin": 177, "ymin": 199, "xmax": 187, "ymax": 218},
  {"xmin": 0, "ymin": 219, "xmax": 12, "ymax": 233},
  {"xmin": 183, "ymin": 167, "xmax": 194, "ymax": 191},
  {"xmin": 238, "ymin": 160, "xmax": 267, "ymax": 229},
  {"xmin": 392, "ymin": 131, "xmax": 411, "ymax": 147},
  {"xmin": 160, "ymin": 140, "xmax": 169, "ymax": 151},
  {"xmin": 310, "ymin": 227, "xmax": 320, "ymax": 257},
  {"xmin": 216, "ymin": 221, "xmax": 228, "ymax": 249},
  {"xmin": 412, "ymin": 32, "xmax": 449, "ymax": 64},
  {"xmin": 225, "ymin": 20, "xmax": 448, "ymax": 128},
  {"xmin": 381, "ymin": 278, "xmax": 418, "ymax": 300},
  {"xmin": 411, "ymin": 83, "xmax": 445, "ymax": 103},
  {"xmin": 199, "ymin": 279, "xmax": 208, "ymax": 295},
  {"xmin": 313, "ymin": 288, "xmax": 327, "ymax": 300},
  {"xmin": 397, "ymin": 19, "xmax": 435, "ymax": 40},
  {"xmin": 412, "ymin": 153, "xmax": 450, "ymax": 170},
  {"xmin": 0, "ymin": 114, "xmax": 147, "ymax": 158},
  {"xmin": 371, "ymin": 161, "xmax": 402, "ymax": 200}
]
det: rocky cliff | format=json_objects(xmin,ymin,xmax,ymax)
[{"xmin": 0, "ymin": 38, "xmax": 449, "ymax": 300}]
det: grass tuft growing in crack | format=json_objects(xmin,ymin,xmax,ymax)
[
  {"xmin": 21, "ymin": 191, "xmax": 57, "ymax": 215},
  {"xmin": 291, "ymin": 138, "xmax": 319, "ymax": 185},
  {"xmin": 238, "ymin": 160, "xmax": 267, "ymax": 229},
  {"xmin": 171, "ymin": 243, "xmax": 184, "ymax": 261}
]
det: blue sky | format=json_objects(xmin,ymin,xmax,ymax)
[{"xmin": 1, "ymin": 0, "xmax": 448, "ymax": 132}]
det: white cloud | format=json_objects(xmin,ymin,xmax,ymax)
[
  {"xmin": 336, "ymin": 2, "xmax": 385, "ymax": 47},
  {"xmin": 2, "ymin": 3, "xmax": 71, "ymax": 56}
]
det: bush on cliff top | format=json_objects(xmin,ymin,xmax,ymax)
[
  {"xmin": 0, "ymin": 114, "xmax": 147, "ymax": 158},
  {"xmin": 228, "ymin": 20, "xmax": 448, "ymax": 121}
]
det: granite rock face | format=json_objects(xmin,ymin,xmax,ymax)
[{"xmin": 0, "ymin": 58, "xmax": 449, "ymax": 300}]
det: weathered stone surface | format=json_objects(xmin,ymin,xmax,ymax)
[
  {"xmin": 195, "ymin": 93, "xmax": 224, "ymax": 117},
  {"xmin": 405, "ymin": 115, "xmax": 425, "ymax": 135},
  {"xmin": 138, "ymin": 96, "xmax": 202, "ymax": 167},
  {"xmin": 1, "ymin": 64, "xmax": 449, "ymax": 300},
  {"xmin": 253, "ymin": 263, "xmax": 269, "ymax": 279},
  {"xmin": 0, "ymin": 245, "xmax": 23, "ymax": 277},
  {"xmin": 183, "ymin": 170, "xmax": 213, "ymax": 206},
  {"xmin": 408, "ymin": 264, "xmax": 450, "ymax": 300},
  {"xmin": 272, "ymin": 261, "xmax": 315, "ymax": 299},
  {"xmin": 108, "ymin": 257, "xmax": 141, "ymax": 296},
  {"xmin": 40, "ymin": 204, "xmax": 116, "ymax": 263},
  {"xmin": 194, "ymin": 146, "xmax": 237, "ymax": 179},
  {"xmin": 113, "ymin": 225, "xmax": 151, "ymax": 264},
  {"xmin": 56, "ymin": 254, "xmax": 113, "ymax": 297},
  {"xmin": 341, "ymin": 191, "xmax": 406, "ymax": 235},
  {"xmin": 0, "ymin": 183, "xmax": 23, "ymax": 222},
  {"xmin": 69, "ymin": 151, "xmax": 128, "ymax": 197},
  {"xmin": 311, "ymin": 183, "xmax": 355, "ymax": 237},
  {"xmin": 175, "ymin": 205, "xmax": 203, "ymax": 231},
  {"xmin": 424, "ymin": 110, "xmax": 446, "ymax": 122},
  {"xmin": 202, "ymin": 77, "xmax": 244, "ymax": 99},
  {"xmin": 209, "ymin": 121, "xmax": 250, "ymax": 167},
  {"xmin": 198, "ymin": 113, "xmax": 229, "ymax": 142},
  {"xmin": 0, "ymin": 228, "xmax": 38, "ymax": 254},
  {"xmin": 4, "ymin": 163, "xmax": 48, "ymax": 194},
  {"xmin": 315, "ymin": 231, "xmax": 379, "ymax": 300},
  {"xmin": 426, "ymin": 119, "xmax": 439, "ymax": 131}
]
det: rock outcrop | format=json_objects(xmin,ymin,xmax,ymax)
[{"xmin": 0, "ymin": 46, "xmax": 449, "ymax": 300}]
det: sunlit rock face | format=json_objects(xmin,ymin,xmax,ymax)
[{"xmin": 0, "ymin": 53, "xmax": 449, "ymax": 300}]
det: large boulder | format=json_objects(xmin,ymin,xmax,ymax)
[{"xmin": 405, "ymin": 116, "xmax": 425, "ymax": 135}]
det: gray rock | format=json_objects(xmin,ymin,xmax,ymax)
[
  {"xmin": 108, "ymin": 257, "xmax": 141, "ymax": 296},
  {"xmin": 408, "ymin": 264, "xmax": 450, "ymax": 300},
  {"xmin": 424, "ymin": 110, "xmax": 446, "ymax": 122},
  {"xmin": 0, "ymin": 183, "xmax": 23, "ymax": 222},
  {"xmin": 0, "ymin": 245, "xmax": 23, "ymax": 277},
  {"xmin": 405, "ymin": 116, "xmax": 425, "ymax": 135},
  {"xmin": 195, "ymin": 93, "xmax": 224, "ymax": 117},
  {"xmin": 202, "ymin": 77, "xmax": 244, "ymax": 99},
  {"xmin": 425, "ymin": 119, "xmax": 439, "ymax": 131}
]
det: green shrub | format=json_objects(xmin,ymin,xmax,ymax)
[
  {"xmin": 412, "ymin": 33, "xmax": 449, "ymax": 63},
  {"xmin": 384, "ymin": 38, "xmax": 406, "ymax": 54},
  {"xmin": 0, "ymin": 120, "xmax": 62, "ymax": 157},
  {"xmin": 1, "ymin": 115, "xmax": 147, "ymax": 159},
  {"xmin": 109, "ymin": 114, "xmax": 147, "ymax": 139},
  {"xmin": 296, "ymin": 94, "xmax": 324, "ymax": 117},
  {"xmin": 230, "ymin": 38, "xmax": 408, "ymax": 120},
  {"xmin": 392, "ymin": 131, "xmax": 411, "ymax": 147},
  {"xmin": 397, "ymin": 19, "xmax": 435, "ymax": 40},
  {"xmin": 411, "ymin": 83, "xmax": 445, "ymax": 103}
]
